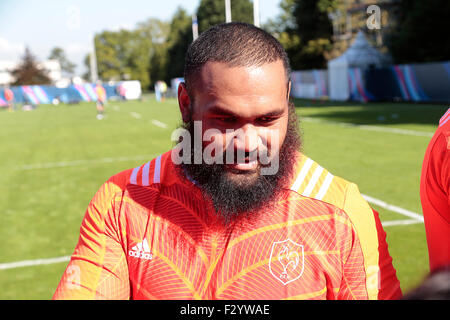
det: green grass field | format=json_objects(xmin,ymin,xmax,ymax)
[{"xmin": 0, "ymin": 95, "xmax": 447, "ymax": 299}]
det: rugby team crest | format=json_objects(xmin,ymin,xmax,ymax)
[{"xmin": 269, "ymin": 239, "xmax": 304, "ymax": 285}]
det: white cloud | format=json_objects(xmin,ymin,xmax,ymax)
[
  {"xmin": 0, "ymin": 37, "xmax": 25, "ymax": 58},
  {"xmin": 107, "ymin": 22, "xmax": 135, "ymax": 32},
  {"xmin": 65, "ymin": 42, "xmax": 91, "ymax": 54}
]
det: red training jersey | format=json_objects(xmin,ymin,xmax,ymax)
[
  {"xmin": 420, "ymin": 108, "xmax": 450, "ymax": 272},
  {"xmin": 53, "ymin": 151, "xmax": 401, "ymax": 300}
]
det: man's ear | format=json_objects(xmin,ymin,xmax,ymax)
[
  {"xmin": 287, "ymin": 80, "xmax": 291, "ymax": 99},
  {"xmin": 178, "ymin": 82, "xmax": 191, "ymax": 123}
]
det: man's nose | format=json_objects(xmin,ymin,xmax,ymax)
[{"xmin": 233, "ymin": 124, "xmax": 260, "ymax": 153}]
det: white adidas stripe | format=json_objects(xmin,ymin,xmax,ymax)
[
  {"xmin": 439, "ymin": 108, "xmax": 450, "ymax": 125},
  {"xmin": 130, "ymin": 164, "xmax": 142, "ymax": 185},
  {"xmin": 439, "ymin": 115, "xmax": 450, "ymax": 127},
  {"xmin": 141, "ymin": 161, "xmax": 151, "ymax": 186},
  {"xmin": 153, "ymin": 155, "xmax": 162, "ymax": 183},
  {"xmin": 315, "ymin": 172, "xmax": 334, "ymax": 200},
  {"xmin": 302, "ymin": 165, "xmax": 324, "ymax": 197},
  {"xmin": 130, "ymin": 157, "xmax": 162, "ymax": 186},
  {"xmin": 290, "ymin": 159, "xmax": 424, "ymax": 225},
  {"xmin": 290, "ymin": 158, "xmax": 314, "ymax": 192}
]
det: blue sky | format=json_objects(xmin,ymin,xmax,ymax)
[{"xmin": 0, "ymin": 0, "xmax": 282, "ymax": 76}]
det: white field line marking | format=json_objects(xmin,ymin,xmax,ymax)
[
  {"xmin": 382, "ymin": 219, "xmax": 422, "ymax": 227},
  {"xmin": 151, "ymin": 119, "xmax": 168, "ymax": 129},
  {"xmin": 362, "ymin": 193, "xmax": 424, "ymax": 222},
  {"xmin": 14, "ymin": 154, "xmax": 158, "ymax": 171},
  {"xmin": 0, "ymin": 194, "xmax": 423, "ymax": 271},
  {"xmin": 130, "ymin": 112, "xmax": 142, "ymax": 119},
  {"xmin": 302, "ymin": 117, "xmax": 433, "ymax": 137},
  {"xmin": 0, "ymin": 256, "xmax": 70, "ymax": 270}
]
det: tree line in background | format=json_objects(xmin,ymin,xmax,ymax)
[
  {"xmin": 83, "ymin": 0, "xmax": 255, "ymax": 90},
  {"xmin": 10, "ymin": 0, "xmax": 450, "ymax": 88}
]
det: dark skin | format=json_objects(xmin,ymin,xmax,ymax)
[{"xmin": 178, "ymin": 60, "xmax": 291, "ymax": 185}]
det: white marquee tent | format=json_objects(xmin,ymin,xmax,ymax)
[{"xmin": 328, "ymin": 31, "xmax": 389, "ymax": 101}]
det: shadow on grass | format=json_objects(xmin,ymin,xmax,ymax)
[{"xmin": 291, "ymin": 98, "xmax": 449, "ymax": 126}]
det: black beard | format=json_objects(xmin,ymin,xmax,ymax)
[{"xmin": 178, "ymin": 103, "xmax": 301, "ymax": 224}]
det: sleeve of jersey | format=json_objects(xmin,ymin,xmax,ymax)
[
  {"xmin": 423, "ymin": 133, "xmax": 450, "ymax": 271},
  {"xmin": 335, "ymin": 213, "xmax": 368, "ymax": 300},
  {"xmin": 439, "ymin": 134, "xmax": 450, "ymax": 219},
  {"xmin": 342, "ymin": 183, "xmax": 402, "ymax": 300},
  {"xmin": 52, "ymin": 181, "xmax": 130, "ymax": 300}
]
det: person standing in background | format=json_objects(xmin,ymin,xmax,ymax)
[
  {"xmin": 4, "ymin": 86, "xmax": 14, "ymax": 112},
  {"xmin": 420, "ymin": 108, "xmax": 450, "ymax": 272},
  {"xmin": 95, "ymin": 82, "xmax": 107, "ymax": 120}
]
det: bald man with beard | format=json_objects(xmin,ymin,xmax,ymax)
[{"xmin": 54, "ymin": 23, "xmax": 401, "ymax": 300}]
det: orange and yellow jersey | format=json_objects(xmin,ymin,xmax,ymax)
[
  {"xmin": 53, "ymin": 150, "xmax": 401, "ymax": 300},
  {"xmin": 289, "ymin": 154, "xmax": 402, "ymax": 300},
  {"xmin": 95, "ymin": 85, "xmax": 106, "ymax": 102}
]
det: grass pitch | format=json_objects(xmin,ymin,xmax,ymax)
[{"xmin": 0, "ymin": 96, "xmax": 446, "ymax": 299}]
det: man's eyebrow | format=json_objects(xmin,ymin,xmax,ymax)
[
  {"xmin": 261, "ymin": 109, "xmax": 285, "ymax": 117},
  {"xmin": 207, "ymin": 106, "xmax": 237, "ymax": 116},
  {"xmin": 206, "ymin": 106, "xmax": 285, "ymax": 118}
]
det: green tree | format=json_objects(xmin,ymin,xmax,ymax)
[
  {"xmin": 136, "ymin": 18, "xmax": 170, "ymax": 87},
  {"xmin": 91, "ymin": 29, "xmax": 152, "ymax": 89},
  {"xmin": 149, "ymin": 43, "xmax": 169, "ymax": 85},
  {"xmin": 10, "ymin": 47, "xmax": 51, "ymax": 85},
  {"xmin": 263, "ymin": 0, "xmax": 296, "ymax": 35},
  {"xmin": 263, "ymin": 0, "xmax": 300, "ymax": 62},
  {"xmin": 48, "ymin": 47, "xmax": 76, "ymax": 76},
  {"xmin": 84, "ymin": 18, "xmax": 172, "ymax": 89},
  {"xmin": 290, "ymin": 0, "xmax": 334, "ymax": 69},
  {"xmin": 165, "ymin": 7, "xmax": 193, "ymax": 81},
  {"xmin": 386, "ymin": 0, "xmax": 450, "ymax": 64},
  {"xmin": 196, "ymin": 0, "xmax": 253, "ymax": 33},
  {"xmin": 265, "ymin": 0, "xmax": 335, "ymax": 70}
]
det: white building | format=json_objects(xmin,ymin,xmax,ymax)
[
  {"xmin": 328, "ymin": 31, "xmax": 390, "ymax": 101},
  {"xmin": 0, "ymin": 59, "xmax": 63, "ymax": 86}
]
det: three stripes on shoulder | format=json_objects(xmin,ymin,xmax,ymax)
[
  {"xmin": 290, "ymin": 157, "xmax": 334, "ymax": 201},
  {"xmin": 128, "ymin": 154, "xmax": 335, "ymax": 202},
  {"xmin": 130, "ymin": 155, "xmax": 162, "ymax": 186}
]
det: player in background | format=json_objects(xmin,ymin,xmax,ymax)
[
  {"xmin": 4, "ymin": 86, "xmax": 14, "ymax": 112},
  {"xmin": 95, "ymin": 82, "xmax": 106, "ymax": 120},
  {"xmin": 159, "ymin": 81, "xmax": 167, "ymax": 101},
  {"xmin": 155, "ymin": 80, "xmax": 167, "ymax": 102},
  {"xmin": 420, "ymin": 108, "xmax": 450, "ymax": 272},
  {"xmin": 118, "ymin": 83, "xmax": 126, "ymax": 101},
  {"xmin": 53, "ymin": 23, "xmax": 401, "ymax": 300}
]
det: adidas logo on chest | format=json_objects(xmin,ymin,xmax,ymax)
[{"xmin": 129, "ymin": 238, "xmax": 153, "ymax": 260}]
